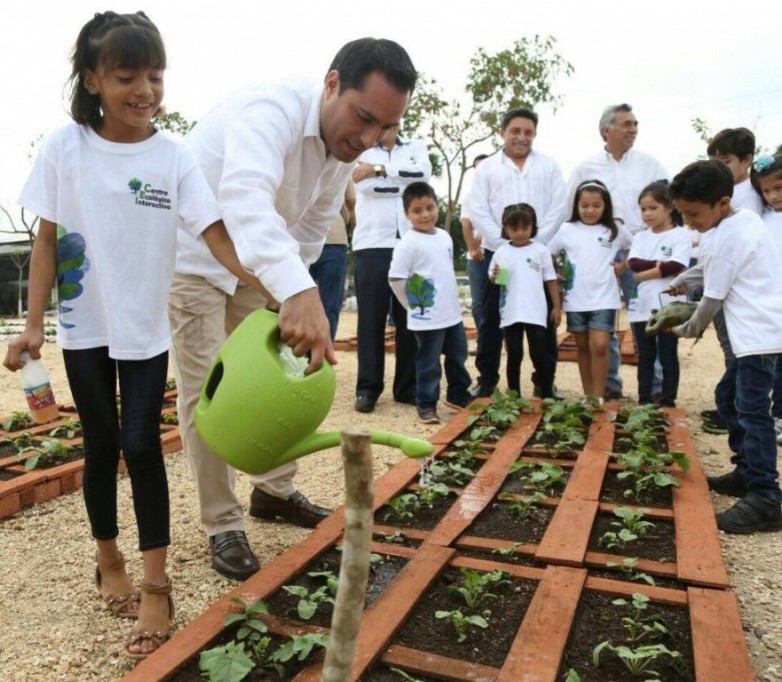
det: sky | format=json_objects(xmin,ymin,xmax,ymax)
[{"xmin": 1, "ymin": 0, "xmax": 780, "ymax": 240}]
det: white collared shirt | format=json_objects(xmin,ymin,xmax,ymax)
[
  {"xmin": 467, "ymin": 149, "xmax": 567, "ymax": 251},
  {"xmin": 352, "ymin": 138, "xmax": 432, "ymax": 251},
  {"xmin": 175, "ymin": 80, "xmax": 353, "ymax": 303},
  {"xmin": 567, "ymin": 148, "xmax": 669, "ymax": 234}
]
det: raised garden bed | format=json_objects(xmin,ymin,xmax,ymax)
[
  {"xmin": 120, "ymin": 399, "xmax": 751, "ymax": 682},
  {"xmin": 0, "ymin": 387, "xmax": 182, "ymax": 520}
]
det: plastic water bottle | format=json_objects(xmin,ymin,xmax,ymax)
[
  {"xmin": 20, "ymin": 352, "xmax": 59, "ymax": 424},
  {"xmin": 277, "ymin": 342, "xmax": 307, "ymax": 377}
]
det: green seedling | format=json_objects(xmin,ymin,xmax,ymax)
[
  {"xmin": 464, "ymin": 423, "xmax": 502, "ymax": 442},
  {"xmin": 500, "ymin": 491, "xmax": 545, "ymax": 519},
  {"xmin": 382, "ymin": 493, "xmax": 421, "ymax": 522},
  {"xmin": 611, "ymin": 593, "xmax": 670, "ymax": 642},
  {"xmin": 47, "ymin": 417, "xmax": 81, "ymax": 440},
  {"xmin": 162, "ymin": 412, "xmax": 179, "ymax": 425},
  {"xmin": 492, "ymin": 542, "xmax": 523, "ymax": 561},
  {"xmin": 9, "ymin": 431, "xmax": 36, "ymax": 453},
  {"xmin": 611, "ymin": 507, "xmax": 656, "ymax": 537},
  {"xmin": 599, "ymin": 527, "xmax": 637, "ymax": 551},
  {"xmin": 376, "ymin": 530, "xmax": 406, "ymax": 544},
  {"xmin": 606, "ymin": 558, "xmax": 656, "ymax": 586},
  {"xmin": 447, "ymin": 567, "xmax": 509, "ymax": 609},
  {"xmin": 564, "ymin": 670, "xmax": 582, "ymax": 682},
  {"xmin": 271, "ymin": 632, "xmax": 329, "ymax": 664},
  {"xmin": 417, "ymin": 482, "xmax": 451, "ymax": 508},
  {"xmin": 3, "ymin": 411, "xmax": 35, "ymax": 432},
  {"xmin": 20, "ymin": 438, "xmax": 75, "ymax": 471},
  {"xmin": 593, "ymin": 641, "xmax": 685, "ymax": 678},
  {"xmin": 307, "ymin": 570, "xmax": 339, "ymax": 597},
  {"xmin": 165, "ymin": 377, "xmax": 177, "ymax": 390},
  {"xmin": 435, "ymin": 609, "xmax": 489, "ymax": 643},
  {"xmin": 424, "ymin": 459, "xmax": 476, "ymax": 487},
  {"xmin": 617, "ymin": 446, "xmax": 690, "ymax": 499},
  {"xmin": 614, "ymin": 404, "xmax": 670, "ymax": 433},
  {"xmin": 534, "ymin": 421, "xmax": 585, "ymax": 457},
  {"xmin": 282, "ymin": 584, "xmax": 335, "ymax": 621},
  {"xmin": 541, "ymin": 397, "xmax": 595, "ymax": 427},
  {"xmin": 198, "ymin": 640, "xmax": 255, "ymax": 682}
]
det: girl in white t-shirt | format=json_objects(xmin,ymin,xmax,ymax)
[
  {"xmin": 489, "ymin": 203, "xmax": 561, "ymax": 398},
  {"xmin": 547, "ymin": 180, "xmax": 632, "ymax": 401},
  {"xmin": 3, "ymin": 12, "xmax": 264, "ymax": 660},
  {"xmin": 627, "ymin": 182, "xmax": 691, "ymax": 407}
]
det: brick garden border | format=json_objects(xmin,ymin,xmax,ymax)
[{"xmin": 119, "ymin": 399, "xmax": 751, "ymax": 681}]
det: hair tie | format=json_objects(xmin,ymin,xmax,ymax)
[{"xmin": 754, "ymin": 156, "xmax": 775, "ymax": 172}]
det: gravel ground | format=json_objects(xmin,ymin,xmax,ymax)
[{"xmin": 0, "ymin": 312, "xmax": 780, "ymax": 681}]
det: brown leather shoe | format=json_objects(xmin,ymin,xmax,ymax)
[
  {"xmin": 210, "ymin": 530, "xmax": 260, "ymax": 581},
  {"xmin": 249, "ymin": 488, "xmax": 332, "ymax": 528}
]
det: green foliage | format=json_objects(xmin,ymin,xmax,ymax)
[
  {"xmin": 425, "ymin": 458, "xmax": 477, "ymax": 487},
  {"xmin": 617, "ymin": 445, "xmax": 690, "ymax": 500},
  {"xmin": 403, "ymin": 36, "xmax": 573, "ymax": 231},
  {"xmin": 47, "ymin": 418, "xmax": 81, "ymax": 439},
  {"xmin": 612, "ymin": 507, "xmax": 656, "ymax": 537},
  {"xmin": 447, "ymin": 568, "xmax": 509, "ymax": 609},
  {"xmin": 509, "ymin": 460, "xmax": 567, "ymax": 492},
  {"xmin": 541, "ymin": 397, "xmax": 595, "ymax": 427},
  {"xmin": 375, "ymin": 530, "xmax": 406, "ymax": 545},
  {"xmin": 435, "ymin": 609, "xmax": 489, "ymax": 643},
  {"xmin": 417, "ymin": 482, "xmax": 452, "ymax": 508},
  {"xmin": 500, "ymin": 491, "xmax": 545, "ymax": 519},
  {"xmin": 162, "ymin": 411, "xmax": 179, "ymax": 425},
  {"xmin": 382, "ymin": 493, "xmax": 421, "ymax": 522},
  {"xmin": 606, "ymin": 558, "xmax": 656, "ymax": 587},
  {"xmin": 282, "ymin": 584, "xmax": 335, "ymax": 621},
  {"xmin": 492, "ymin": 542, "xmax": 523, "ymax": 561},
  {"xmin": 3, "ymin": 411, "xmax": 35, "ymax": 432},
  {"xmin": 152, "ymin": 110, "xmax": 195, "ymax": 136},
  {"xmin": 199, "ymin": 640, "xmax": 255, "ymax": 682},
  {"xmin": 614, "ymin": 404, "xmax": 669, "ymax": 433},
  {"xmin": 593, "ymin": 641, "xmax": 685, "ymax": 678},
  {"xmin": 564, "ymin": 670, "xmax": 582, "ymax": 682},
  {"xmin": 20, "ymin": 438, "xmax": 74, "ymax": 471},
  {"xmin": 271, "ymin": 633, "xmax": 329, "ymax": 663}
]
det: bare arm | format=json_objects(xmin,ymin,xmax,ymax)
[
  {"xmin": 4, "ymin": 219, "xmax": 57, "ymax": 370},
  {"xmin": 389, "ymin": 278, "xmax": 409, "ymax": 310},
  {"xmin": 461, "ymin": 218, "xmax": 483, "ymax": 261},
  {"xmin": 545, "ymin": 279, "xmax": 562, "ymax": 327}
]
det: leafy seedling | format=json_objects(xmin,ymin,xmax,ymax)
[
  {"xmin": 435, "ymin": 609, "xmax": 489, "ymax": 643},
  {"xmin": 20, "ymin": 438, "xmax": 75, "ymax": 471},
  {"xmin": 3, "ymin": 411, "xmax": 35, "ymax": 432},
  {"xmin": 593, "ymin": 641, "xmax": 685, "ymax": 678},
  {"xmin": 199, "ymin": 640, "xmax": 255, "ymax": 682},
  {"xmin": 282, "ymin": 584, "xmax": 335, "ymax": 621},
  {"xmin": 271, "ymin": 632, "xmax": 329, "ymax": 663},
  {"xmin": 382, "ymin": 493, "xmax": 421, "ymax": 522},
  {"xmin": 606, "ymin": 558, "xmax": 656, "ymax": 586},
  {"xmin": 47, "ymin": 417, "xmax": 81, "ymax": 439},
  {"xmin": 447, "ymin": 567, "xmax": 509, "ymax": 609},
  {"xmin": 500, "ymin": 491, "xmax": 545, "ymax": 519}
]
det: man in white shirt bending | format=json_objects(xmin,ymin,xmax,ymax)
[
  {"xmin": 169, "ymin": 38, "xmax": 417, "ymax": 580},
  {"xmin": 468, "ymin": 108, "xmax": 567, "ymax": 398},
  {"xmin": 351, "ymin": 127, "xmax": 432, "ymax": 413},
  {"xmin": 568, "ymin": 104, "xmax": 668, "ymax": 400}
]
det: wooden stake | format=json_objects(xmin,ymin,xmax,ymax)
[{"xmin": 322, "ymin": 430, "xmax": 374, "ymax": 682}]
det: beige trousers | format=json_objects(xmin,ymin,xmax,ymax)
[{"xmin": 168, "ymin": 273, "xmax": 297, "ymax": 537}]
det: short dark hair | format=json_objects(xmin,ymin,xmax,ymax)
[
  {"xmin": 501, "ymin": 108, "xmax": 538, "ymax": 131},
  {"xmin": 327, "ymin": 38, "xmax": 417, "ymax": 95},
  {"xmin": 670, "ymin": 161, "xmax": 734, "ymax": 205},
  {"xmin": 402, "ymin": 182, "xmax": 437, "ymax": 211},
  {"xmin": 707, "ymin": 127, "xmax": 755, "ymax": 160},
  {"xmin": 501, "ymin": 203, "xmax": 538, "ymax": 239},
  {"xmin": 70, "ymin": 12, "xmax": 166, "ymax": 129}
]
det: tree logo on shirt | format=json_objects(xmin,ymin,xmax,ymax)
[
  {"xmin": 562, "ymin": 258, "xmax": 575, "ymax": 298},
  {"xmin": 660, "ymin": 245, "xmax": 673, "ymax": 257},
  {"xmin": 56, "ymin": 224, "xmax": 90, "ymax": 330},
  {"xmin": 406, "ymin": 273, "xmax": 436, "ymax": 320},
  {"xmin": 597, "ymin": 236, "xmax": 613, "ymax": 249},
  {"xmin": 526, "ymin": 257, "xmax": 541, "ymax": 273},
  {"xmin": 127, "ymin": 177, "xmax": 172, "ymax": 210}
]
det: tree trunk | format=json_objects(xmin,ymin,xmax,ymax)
[{"xmin": 322, "ymin": 430, "xmax": 374, "ymax": 682}]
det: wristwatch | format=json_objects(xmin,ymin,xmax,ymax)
[{"xmin": 374, "ymin": 164, "xmax": 383, "ymax": 177}]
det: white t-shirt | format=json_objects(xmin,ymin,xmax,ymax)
[
  {"xmin": 733, "ymin": 178, "xmax": 764, "ymax": 216},
  {"xmin": 489, "ymin": 242, "xmax": 556, "ymax": 328},
  {"xmin": 762, "ymin": 209, "xmax": 782, "ymax": 261},
  {"xmin": 388, "ymin": 228, "xmax": 463, "ymax": 331},
  {"xmin": 547, "ymin": 222, "xmax": 632, "ymax": 312},
  {"xmin": 702, "ymin": 209, "xmax": 782, "ymax": 357},
  {"xmin": 626, "ymin": 227, "xmax": 692, "ymax": 323},
  {"xmin": 19, "ymin": 124, "xmax": 220, "ymax": 360}
]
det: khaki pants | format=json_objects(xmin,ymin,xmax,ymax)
[{"xmin": 168, "ymin": 273, "xmax": 297, "ymax": 537}]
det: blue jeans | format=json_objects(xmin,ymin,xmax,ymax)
[
  {"xmin": 724, "ymin": 354, "xmax": 782, "ymax": 502},
  {"xmin": 414, "ymin": 322, "xmax": 472, "ymax": 409},
  {"xmin": 309, "ymin": 244, "xmax": 348, "ymax": 342},
  {"xmin": 631, "ymin": 322, "xmax": 679, "ymax": 406},
  {"xmin": 773, "ymin": 360, "xmax": 782, "ymax": 420},
  {"xmin": 467, "ymin": 257, "xmax": 487, "ymax": 333}
]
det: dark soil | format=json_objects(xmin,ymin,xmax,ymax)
[
  {"xmin": 373, "ymin": 532, "xmax": 422, "ymax": 549},
  {"xmin": 168, "ymin": 629, "xmax": 314, "ymax": 681},
  {"xmin": 466, "ymin": 498, "xmax": 554, "ymax": 545},
  {"xmin": 0, "ymin": 441, "xmax": 20, "ymax": 458},
  {"xmin": 587, "ymin": 514, "xmax": 676, "ymax": 563},
  {"xmin": 558, "ymin": 590, "xmax": 694, "ymax": 681},
  {"xmin": 0, "ymin": 468, "xmax": 21, "ymax": 481},
  {"xmin": 32, "ymin": 445, "xmax": 84, "ymax": 470},
  {"xmin": 500, "ymin": 464, "xmax": 569, "ymax": 498},
  {"xmin": 612, "ymin": 433, "xmax": 668, "ymax": 454},
  {"xmin": 375, "ymin": 492, "xmax": 457, "ymax": 531},
  {"xmin": 360, "ymin": 666, "xmax": 440, "ymax": 681},
  {"xmin": 599, "ymin": 469, "xmax": 674, "ymax": 508},
  {"xmin": 264, "ymin": 549, "xmax": 408, "ymax": 628},
  {"xmin": 456, "ymin": 547, "xmax": 540, "ymax": 568},
  {"xmin": 392, "ymin": 567, "xmax": 538, "ymax": 667},
  {"xmin": 2, "ymin": 418, "xmax": 36, "ymax": 433}
]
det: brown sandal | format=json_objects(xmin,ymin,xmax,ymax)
[
  {"xmin": 124, "ymin": 578, "xmax": 175, "ymax": 660},
  {"xmin": 95, "ymin": 552, "xmax": 140, "ymax": 619}
]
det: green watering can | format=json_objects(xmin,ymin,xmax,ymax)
[{"xmin": 195, "ymin": 309, "xmax": 433, "ymax": 474}]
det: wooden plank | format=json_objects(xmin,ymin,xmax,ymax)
[
  {"xmin": 583, "ymin": 550, "xmax": 679, "ymax": 580},
  {"xmin": 381, "ymin": 644, "xmax": 500, "ymax": 682},
  {"xmin": 584, "ymin": 575, "xmax": 688, "ymax": 606},
  {"xmin": 689, "ymin": 588, "xmax": 754, "ymax": 682},
  {"xmin": 534, "ymin": 499, "xmax": 599, "ymax": 566},
  {"xmin": 667, "ymin": 409, "xmax": 730, "ymax": 588},
  {"xmin": 496, "ymin": 566, "xmax": 587, "ymax": 682}
]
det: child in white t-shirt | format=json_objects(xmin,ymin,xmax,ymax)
[
  {"xmin": 547, "ymin": 180, "xmax": 632, "ymax": 401},
  {"xmin": 708, "ymin": 128, "xmax": 764, "ymax": 216},
  {"xmin": 389, "ymin": 183, "xmax": 471, "ymax": 424},
  {"xmin": 3, "ymin": 12, "xmax": 263, "ymax": 659},
  {"xmin": 627, "ymin": 182, "xmax": 691, "ymax": 407},
  {"xmin": 488, "ymin": 203, "xmax": 561, "ymax": 398},
  {"xmin": 669, "ymin": 160, "xmax": 782, "ymax": 534}
]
